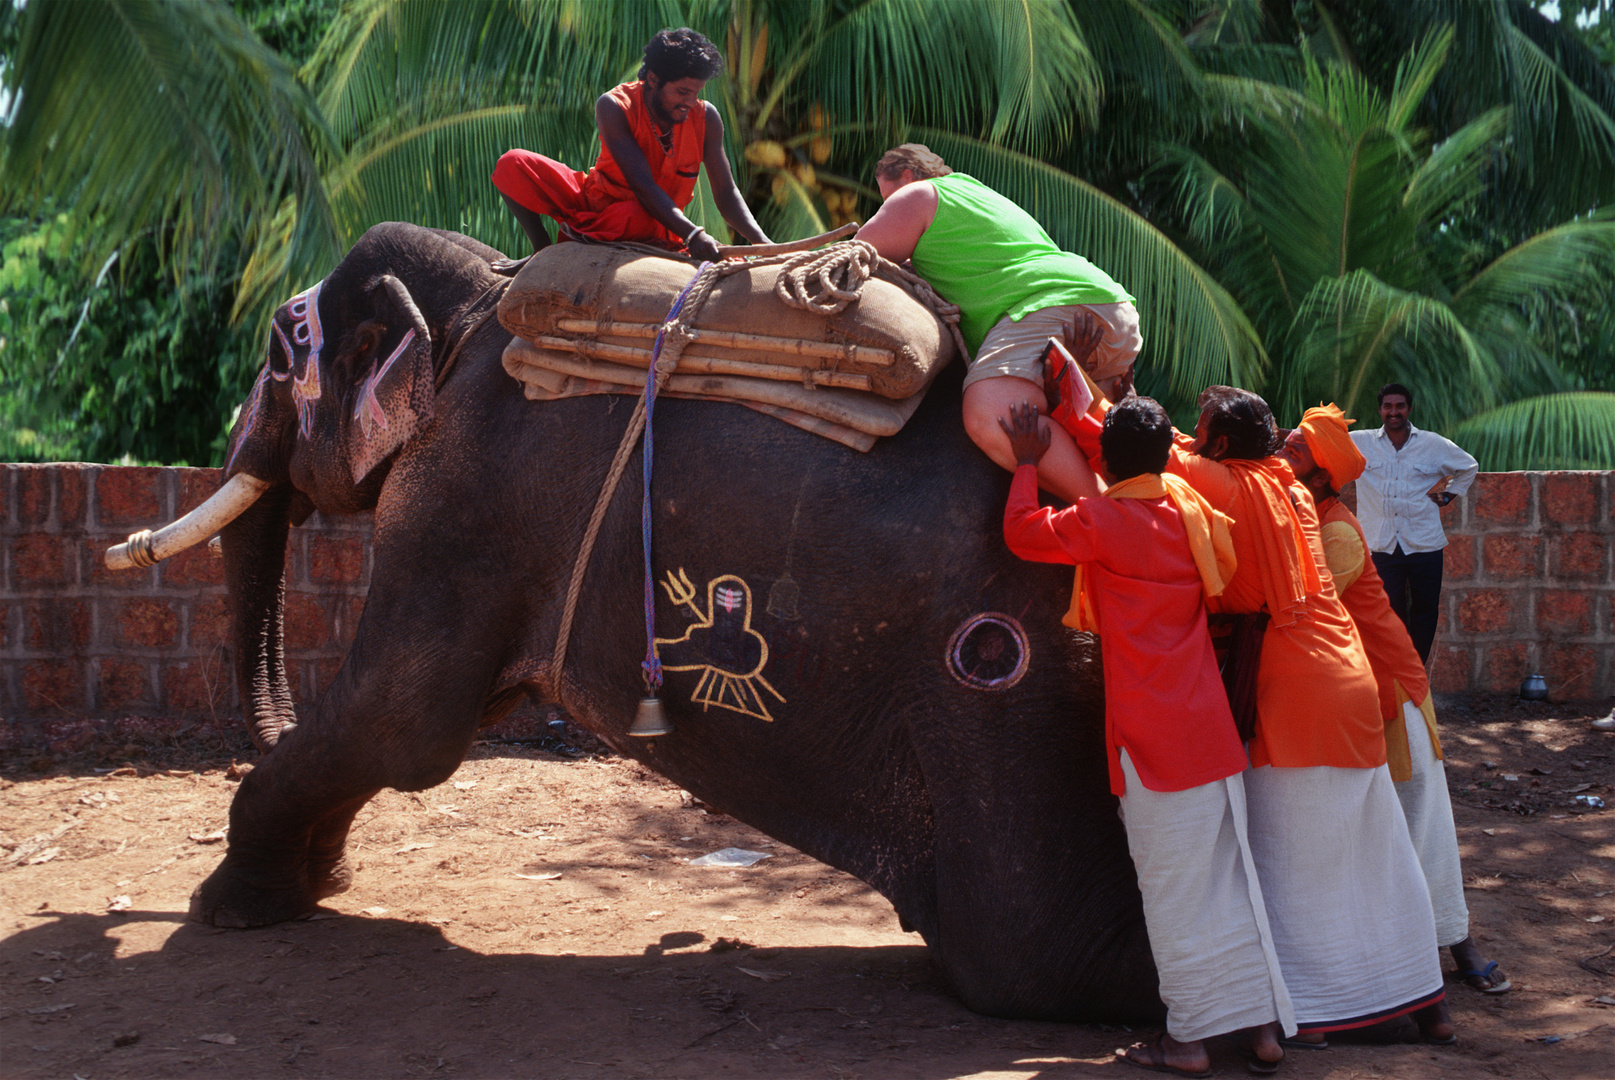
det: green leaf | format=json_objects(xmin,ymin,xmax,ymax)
[{"xmin": 1451, "ymin": 391, "xmax": 1615, "ymax": 469}]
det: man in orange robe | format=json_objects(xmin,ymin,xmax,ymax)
[
  {"xmin": 491, "ymin": 29, "xmax": 770, "ymax": 261},
  {"xmin": 1003, "ymin": 397, "xmax": 1290, "ymax": 1077},
  {"xmin": 1283, "ymin": 406, "xmax": 1511, "ymax": 997}
]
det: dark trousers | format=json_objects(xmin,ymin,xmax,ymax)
[{"xmin": 1372, "ymin": 546, "xmax": 1444, "ymax": 663}]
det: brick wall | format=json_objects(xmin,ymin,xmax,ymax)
[
  {"xmin": 4, "ymin": 466, "xmax": 1612, "ymax": 750},
  {"xmin": 1425, "ymin": 471, "xmax": 1614, "ymax": 701},
  {"xmin": 1, "ymin": 464, "xmax": 371, "ymax": 751}
]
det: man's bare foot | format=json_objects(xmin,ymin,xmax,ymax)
[
  {"xmin": 1238, "ymin": 1021, "xmax": 1285, "ymax": 1073},
  {"xmin": 1120, "ymin": 1033, "xmax": 1212, "ymax": 1078},
  {"xmin": 1414, "ymin": 999, "xmax": 1456, "ymax": 1044},
  {"xmin": 1281, "ymin": 1030, "xmax": 1328, "ymax": 1048}
]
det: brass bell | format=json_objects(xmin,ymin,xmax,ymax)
[{"xmin": 628, "ymin": 695, "xmax": 674, "ymax": 737}]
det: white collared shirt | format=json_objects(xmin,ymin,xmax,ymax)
[{"xmin": 1350, "ymin": 424, "xmax": 1478, "ymax": 554}]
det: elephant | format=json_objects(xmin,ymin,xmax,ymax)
[{"xmin": 156, "ymin": 221, "xmax": 1159, "ymax": 1023}]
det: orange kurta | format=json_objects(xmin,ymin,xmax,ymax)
[
  {"xmin": 1318, "ymin": 497, "xmax": 1444, "ymax": 781},
  {"xmin": 1165, "ymin": 443, "xmax": 1385, "ymax": 770},
  {"xmin": 492, "ymin": 81, "xmax": 706, "ymax": 247}
]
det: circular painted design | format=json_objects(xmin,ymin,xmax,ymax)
[{"xmin": 945, "ymin": 613, "xmax": 1030, "ymax": 691}]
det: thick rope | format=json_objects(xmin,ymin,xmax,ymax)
[{"xmin": 547, "ymin": 239, "xmax": 969, "ymax": 701}]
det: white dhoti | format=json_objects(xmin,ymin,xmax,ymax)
[
  {"xmin": 1394, "ymin": 700, "xmax": 1469, "ymax": 947},
  {"xmin": 1243, "ymin": 762, "xmax": 1444, "ymax": 1031},
  {"xmin": 1118, "ymin": 750, "xmax": 1296, "ymax": 1042}
]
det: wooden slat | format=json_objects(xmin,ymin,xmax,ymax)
[
  {"xmin": 530, "ymin": 336, "xmax": 874, "ymax": 391},
  {"xmin": 554, "ymin": 318, "xmax": 894, "ymax": 368}
]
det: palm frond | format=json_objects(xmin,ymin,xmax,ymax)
[
  {"xmin": 1453, "ymin": 214, "xmax": 1615, "ymax": 316},
  {"xmin": 1402, "ymin": 106, "xmax": 1510, "ymax": 225},
  {"xmin": 1, "ymin": 0, "xmax": 335, "ymax": 278},
  {"xmin": 913, "ymin": 129, "xmax": 1266, "ymax": 410},
  {"xmin": 1284, "ymin": 269, "xmax": 1495, "ymax": 423},
  {"xmin": 1450, "ymin": 392, "xmax": 1615, "ymax": 470}
]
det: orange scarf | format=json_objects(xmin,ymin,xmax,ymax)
[
  {"xmin": 1063, "ymin": 473, "xmax": 1238, "ymax": 633},
  {"xmin": 1219, "ymin": 457, "xmax": 1320, "ymax": 627}
]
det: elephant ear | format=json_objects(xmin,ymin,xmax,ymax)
[{"xmin": 347, "ymin": 275, "xmax": 436, "ymax": 484}]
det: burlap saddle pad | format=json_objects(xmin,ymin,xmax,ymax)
[{"xmin": 498, "ymin": 243, "xmax": 959, "ymax": 451}]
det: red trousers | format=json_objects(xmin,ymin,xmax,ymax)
[{"xmin": 491, "ymin": 149, "xmax": 680, "ymax": 247}]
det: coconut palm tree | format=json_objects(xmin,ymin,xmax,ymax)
[{"xmin": 1163, "ymin": 28, "xmax": 1615, "ymax": 467}]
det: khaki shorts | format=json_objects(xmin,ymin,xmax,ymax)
[{"xmin": 963, "ymin": 301, "xmax": 1141, "ymax": 390}]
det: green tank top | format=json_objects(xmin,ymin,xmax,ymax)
[{"xmin": 910, "ymin": 173, "xmax": 1134, "ymax": 354}]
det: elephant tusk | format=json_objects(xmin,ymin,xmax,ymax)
[{"xmin": 104, "ymin": 473, "xmax": 271, "ymax": 570}]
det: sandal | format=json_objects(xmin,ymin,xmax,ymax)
[
  {"xmin": 1119, "ymin": 1034, "xmax": 1215, "ymax": 1079},
  {"xmin": 1458, "ymin": 960, "xmax": 1511, "ymax": 994},
  {"xmin": 1278, "ymin": 1035, "xmax": 1328, "ymax": 1050}
]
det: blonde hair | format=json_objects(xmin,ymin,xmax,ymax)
[{"xmin": 875, "ymin": 144, "xmax": 952, "ymax": 182}]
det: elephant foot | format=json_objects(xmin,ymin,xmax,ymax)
[
  {"xmin": 188, "ymin": 861, "xmax": 318, "ymax": 928},
  {"xmin": 309, "ymin": 854, "xmax": 355, "ymax": 900}
]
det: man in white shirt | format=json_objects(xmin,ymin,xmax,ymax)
[{"xmin": 1349, "ymin": 383, "xmax": 1479, "ymax": 662}]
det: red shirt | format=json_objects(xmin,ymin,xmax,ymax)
[{"xmin": 1003, "ymin": 466, "xmax": 1249, "ymax": 796}]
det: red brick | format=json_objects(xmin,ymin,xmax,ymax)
[
  {"xmin": 12, "ymin": 534, "xmax": 73, "ymax": 586},
  {"xmin": 0, "ymin": 602, "xmax": 9, "ymax": 649},
  {"xmin": 283, "ymin": 594, "xmax": 329, "ymax": 651},
  {"xmin": 96, "ymin": 467, "xmax": 164, "ymax": 526},
  {"xmin": 1537, "ymin": 590, "xmax": 1593, "ymax": 636},
  {"xmin": 1471, "ymin": 473, "xmax": 1531, "ymax": 526},
  {"xmin": 1541, "ymin": 644, "xmax": 1600, "ymax": 700},
  {"xmin": 164, "ymin": 661, "xmax": 227, "ymax": 712},
  {"xmin": 96, "ymin": 659, "xmax": 151, "ymax": 710},
  {"xmin": 1429, "ymin": 646, "xmax": 1473, "ymax": 694},
  {"xmin": 57, "ymin": 468, "xmax": 86, "ymax": 527},
  {"xmin": 116, "ymin": 598, "xmax": 179, "ymax": 648},
  {"xmin": 1443, "ymin": 535, "xmax": 1476, "ymax": 580},
  {"xmin": 161, "ymin": 543, "xmax": 225, "ymax": 586},
  {"xmin": 1551, "ymin": 533, "xmax": 1607, "ymax": 582},
  {"xmin": 1480, "ymin": 642, "xmax": 1531, "ymax": 693},
  {"xmin": 191, "ymin": 596, "xmax": 233, "ymax": 647},
  {"xmin": 309, "ymin": 536, "xmax": 364, "ymax": 584},
  {"xmin": 1456, "ymin": 589, "xmax": 1518, "ymax": 633},
  {"xmin": 82, "ymin": 535, "xmax": 156, "ymax": 590},
  {"xmin": 15, "ymin": 467, "xmax": 51, "ymax": 525},
  {"xmin": 1483, "ymin": 534, "xmax": 1541, "ymax": 579},
  {"xmin": 23, "ymin": 661, "xmax": 82, "ymax": 711},
  {"xmin": 25, "ymin": 600, "xmax": 91, "ymax": 652},
  {"xmin": 175, "ymin": 467, "xmax": 225, "ymax": 515},
  {"xmin": 1439, "ymin": 496, "xmax": 1461, "ymax": 532},
  {"xmin": 1542, "ymin": 473, "xmax": 1599, "ymax": 526}
]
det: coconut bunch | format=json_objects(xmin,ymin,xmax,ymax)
[{"xmin": 743, "ymin": 104, "xmax": 865, "ymax": 230}]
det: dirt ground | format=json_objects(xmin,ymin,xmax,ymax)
[{"xmin": 2, "ymin": 696, "xmax": 1612, "ymax": 1080}]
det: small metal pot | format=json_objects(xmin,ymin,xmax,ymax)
[{"xmin": 1518, "ymin": 672, "xmax": 1549, "ymax": 701}]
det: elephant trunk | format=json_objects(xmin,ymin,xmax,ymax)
[
  {"xmin": 222, "ymin": 484, "xmax": 299, "ymax": 752},
  {"xmin": 105, "ymin": 472, "xmax": 270, "ymax": 569}
]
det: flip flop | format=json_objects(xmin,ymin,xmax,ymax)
[
  {"xmin": 1459, "ymin": 960, "xmax": 1512, "ymax": 994},
  {"xmin": 1279, "ymin": 1035, "xmax": 1329, "ymax": 1050},
  {"xmin": 1422, "ymin": 1030, "xmax": 1459, "ymax": 1046},
  {"xmin": 1119, "ymin": 1036, "xmax": 1215, "ymax": 1079}
]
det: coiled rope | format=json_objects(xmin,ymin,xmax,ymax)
[{"xmin": 548, "ymin": 240, "xmax": 968, "ymax": 707}]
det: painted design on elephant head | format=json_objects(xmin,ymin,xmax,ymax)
[
  {"xmin": 281, "ymin": 280, "xmax": 325, "ymax": 440},
  {"xmin": 353, "ymin": 329, "xmax": 416, "ymax": 439},
  {"xmin": 945, "ymin": 613, "xmax": 1030, "ymax": 691},
  {"xmin": 656, "ymin": 569, "xmax": 786, "ymax": 722}
]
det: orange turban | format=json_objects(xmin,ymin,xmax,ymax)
[{"xmin": 1298, "ymin": 403, "xmax": 1365, "ymax": 490}]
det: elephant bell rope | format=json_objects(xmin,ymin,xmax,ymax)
[{"xmin": 548, "ymin": 240, "xmax": 967, "ymax": 711}]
